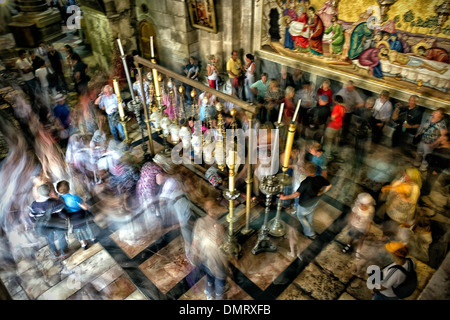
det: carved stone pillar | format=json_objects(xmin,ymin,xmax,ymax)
[{"xmin": 8, "ymin": 0, "xmax": 63, "ymax": 47}]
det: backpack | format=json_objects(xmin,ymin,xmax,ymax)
[{"xmin": 388, "ymin": 258, "xmax": 418, "ymax": 299}]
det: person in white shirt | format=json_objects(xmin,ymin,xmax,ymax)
[
  {"xmin": 371, "ymin": 90, "xmax": 393, "ymax": 143},
  {"xmin": 16, "ymin": 49, "xmax": 40, "ymax": 104},
  {"xmin": 372, "ymin": 241, "xmax": 416, "ymax": 300},
  {"xmin": 35, "ymin": 60, "xmax": 57, "ymax": 110},
  {"xmin": 94, "ymin": 85, "xmax": 125, "ymax": 142},
  {"xmin": 342, "ymin": 193, "xmax": 375, "ymax": 258}
]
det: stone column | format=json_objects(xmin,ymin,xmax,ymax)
[{"xmin": 8, "ymin": 0, "xmax": 63, "ymax": 47}]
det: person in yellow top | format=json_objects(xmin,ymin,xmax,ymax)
[{"xmin": 226, "ymin": 50, "xmax": 244, "ymax": 99}]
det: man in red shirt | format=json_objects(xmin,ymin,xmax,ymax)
[{"xmin": 324, "ymin": 95, "xmax": 346, "ymax": 159}]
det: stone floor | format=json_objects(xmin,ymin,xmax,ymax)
[
  {"xmin": 0, "ymin": 31, "xmax": 449, "ymax": 302},
  {"xmin": 1, "ymin": 121, "xmax": 449, "ymax": 301}
]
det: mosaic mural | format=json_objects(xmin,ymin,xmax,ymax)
[{"xmin": 262, "ymin": 0, "xmax": 450, "ymax": 94}]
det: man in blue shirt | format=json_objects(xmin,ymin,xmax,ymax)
[
  {"xmin": 307, "ymin": 142, "xmax": 328, "ymax": 179},
  {"xmin": 94, "ymin": 84, "xmax": 125, "ymax": 142}
]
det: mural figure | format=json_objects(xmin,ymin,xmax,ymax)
[
  {"xmin": 307, "ymin": 6, "xmax": 324, "ymax": 56},
  {"xmin": 388, "ymin": 33, "xmax": 404, "ymax": 53},
  {"xmin": 318, "ymin": 0, "xmax": 338, "ymax": 29},
  {"xmin": 379, "ymin": 47, "xmax": 448, "ymax": 74},
  {"xmin": 414, "ymin": 43, "xmax": 450, "ymax": 64},
  {"xmin": 348, "ymin": 21, "xmax": 374, "ymax": 60},
  {"xmin": 324, "ymin": 15, "xmax": 344, "ymax": 57},
  {"xmin": 288, "ymin": 2, "xmax": 310, "ymax": 52},
  {"xmin": 282, "ymin": 0, "xmax": 300, "ymax": 50},
  {"xmin": 357, "ymin": 41, "xmax": 389, "ymax": 78}
]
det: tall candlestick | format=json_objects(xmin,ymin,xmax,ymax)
[
  {"xmin": 150, "ymin": 36, "xmax": 155, "ymax": 57},
  {"xmin": 117, "ymin": 38, "xmax": 125, "ymax": 56},
  {"xmin": 293, "ymin": 99, "xmax": 301, "ymax": 122},
  {"xmin": 277, "ymin": 103, "xmax": 284, "ymax": 123},
  {"xmin": 113, "ymin": 78, "xmax": 125, "ymax": 118}
]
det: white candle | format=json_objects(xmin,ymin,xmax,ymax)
[
  {"xmin": 117, "ymin": 38, "xmax": 124, "ymax": 56},
  {"xmin": 277, "ymin": 103, "xmax": 284, "ymax": 124},
  {"xmin": 150, "ymin": 36, "xmax": 155, "ymax": 57},
  {"xmin": 293, "ymin": 99, "xmax": 301, "ymax": 122}
]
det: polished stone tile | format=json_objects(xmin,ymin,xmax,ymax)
[
  {"xmin": 276, "ymin": 283, "xmax": 313, "ymax": 300},
  {"xmin": 293, "ymin": 262, "xmax": 346, "ymax": 300},
  {"xmin": 233, "ymin": 230, "xmax": 310, "ymax": 291},
  {"xmin": 38, "ymin": 249, "xmax": 118, "ymax": 300},
  {"xmin": 110, "ymin": 219, "xmax": 178, "ymax": 259},
  {"xmin": 91, "ymin": 264, "xmax": 124, "ymax": 292},
  {"xmin": 100, "ymin": 274, "xmax": 136, "ymax": 300},
  {"xmin": 139, "ymin": 236, "xmax": 194, "ymax": 294},
  {"xmin": 178, "ymin": 276, "xmax": 252, "ymax": 301},
  {"xmin": 313, "ymin": 200, "xmax": 343, "ymax": 235},
  {"xmin": 125, "ymin": 289, "xmax": 149, "ymax": 300}
]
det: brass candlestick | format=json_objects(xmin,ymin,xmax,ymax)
[
  {"xmin": 112, "ymin": 77, "xmax": 131, "ymax": 145},
  {"xmin": 268, "ymin": 121, "xmax": 288, "ymax": 237},
  {"xmin": 242, "ymin": 112, "xmax": 255, "ymax": 236},
  {"xmin": 221, "ymin": 150, "xmax": 241, "ymax": 259},
  {"xmin": 252, "ymin": 175, "xmax": 279, "ymax": 255},
  {"xmin": 267, "ymin": 121, "xmax": 298, "ymax": 237},
  {"xmin": 137, "ymin": 67, "xmax": 155, "ymax": 157}
]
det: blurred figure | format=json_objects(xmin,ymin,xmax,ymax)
[
  {"xmin": 15, "ymin": 49, "xmax": 40, "ymax": 108},
  {"xmin": 278, "ymin": 65, "xmax": 294, "ymax": 92},
  {"xmin": 280, "ymin": 162, "xmax": 332, "ymax": 240},
  {"xmin": 29, "ymin": 184, "xmax": 69, "ymax": 259},
  {"xmin": 370, "ymin": 90, "xmax": 393, "ymax": 144},
  {"xmin": 323, "ymin": 95, "xmax": 345, "ymax": 160},
  {"xmin": 336, "ymin": 80, "xmax": 364, "ymax": 141},
  {"xmin": 307, "ymin": 142, "xmax": 328, "ymax": 179},
  {"xmin": 371, "ymin": 242, "xmax": 416, "ymax": 300},
  {"xmin": 377, "ymin": 168, "xmax": 422, "ymax": 238},
  {"xmin": 342, "ymin": 193, "xmax": 376, "ymax": 258},
  {"xmin": 47, "ymin": 44, "xmax": 68, "ymax": 93},
  {"xmin": 413, "ymin": 108, "xmax": 447, "ymax": 172},
  {"xmin": 71, "ymin": 53, "xmax": 89, "ymax": 95},
  {"xmin": 207, "ymin": 54, "xmax": 220, "ymax": 90},
  {"xmin": 95, "ymin": 84, "xmax": 125, "ymax": 142},
  {"xmin": 156, "ymin": 171, "xmax": 193, "ymax": 258},
  {"xmin": 316, "ymin": 79, "xmax": 333, "ymax": 108},
  {"xmin": 136, "ymin": 161, "xmax": 164, "ymax": 215},
  {"xmin": 353, "ymin": 96, "xmax": 375, "ymax": 170},
  {"xmin": 242, "ymin": 53, "xmax": 255, "ymax": 102},
  {"xmin": 191, "ymin": 199, "xmax": 230, "ymax": 300},
  {"xmin": 56, "ymin": 180, "xmax": 97, "ymax": 250}
]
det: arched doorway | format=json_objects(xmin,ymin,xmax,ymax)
[{"xmin": 138, "ymin": 20, "xmax": 158, "ymax": 60}]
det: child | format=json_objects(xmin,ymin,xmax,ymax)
[
  {"xmin": 56, "ymin": 180, "xmax": 97, "ymax": 250},
  {"xmin": 342, "ymin": 193, "xmax": 376, "ymax": 258}
]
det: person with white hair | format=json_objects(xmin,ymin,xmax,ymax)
[
  {"xmin": 94, "ymin": 84, "xmax": 125, "ymax": 142},
  {"xmin": 342, "ymin": 192, "xmax": 376, "ymax": 258}
]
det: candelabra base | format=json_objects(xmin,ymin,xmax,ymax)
[
  {"xmin": 252, "ymin": 226, "xmax": 277, "ymax": 255},
  {"xmin": 221, "ymin": 237, "xmax": 241, "ymax": 259},
  {"xmin": 267, "ymin": 218, "xmax": 286, "ymax": 237},
  {"xmin": 241, "ymin": 227, "xmax": 255, "ymax": 236}
]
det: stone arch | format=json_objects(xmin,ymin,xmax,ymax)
[
  {"xmin": 261, "ymin": 0, "xmax": 285, "ymax": 47},
  {"xmin": 137, "ymin": 20, "xmax": 157, "ymax": 60}
]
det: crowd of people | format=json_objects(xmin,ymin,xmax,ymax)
[{"xmin": 1, "ymin": 37, "xmax": 448, "ymax": 300}]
